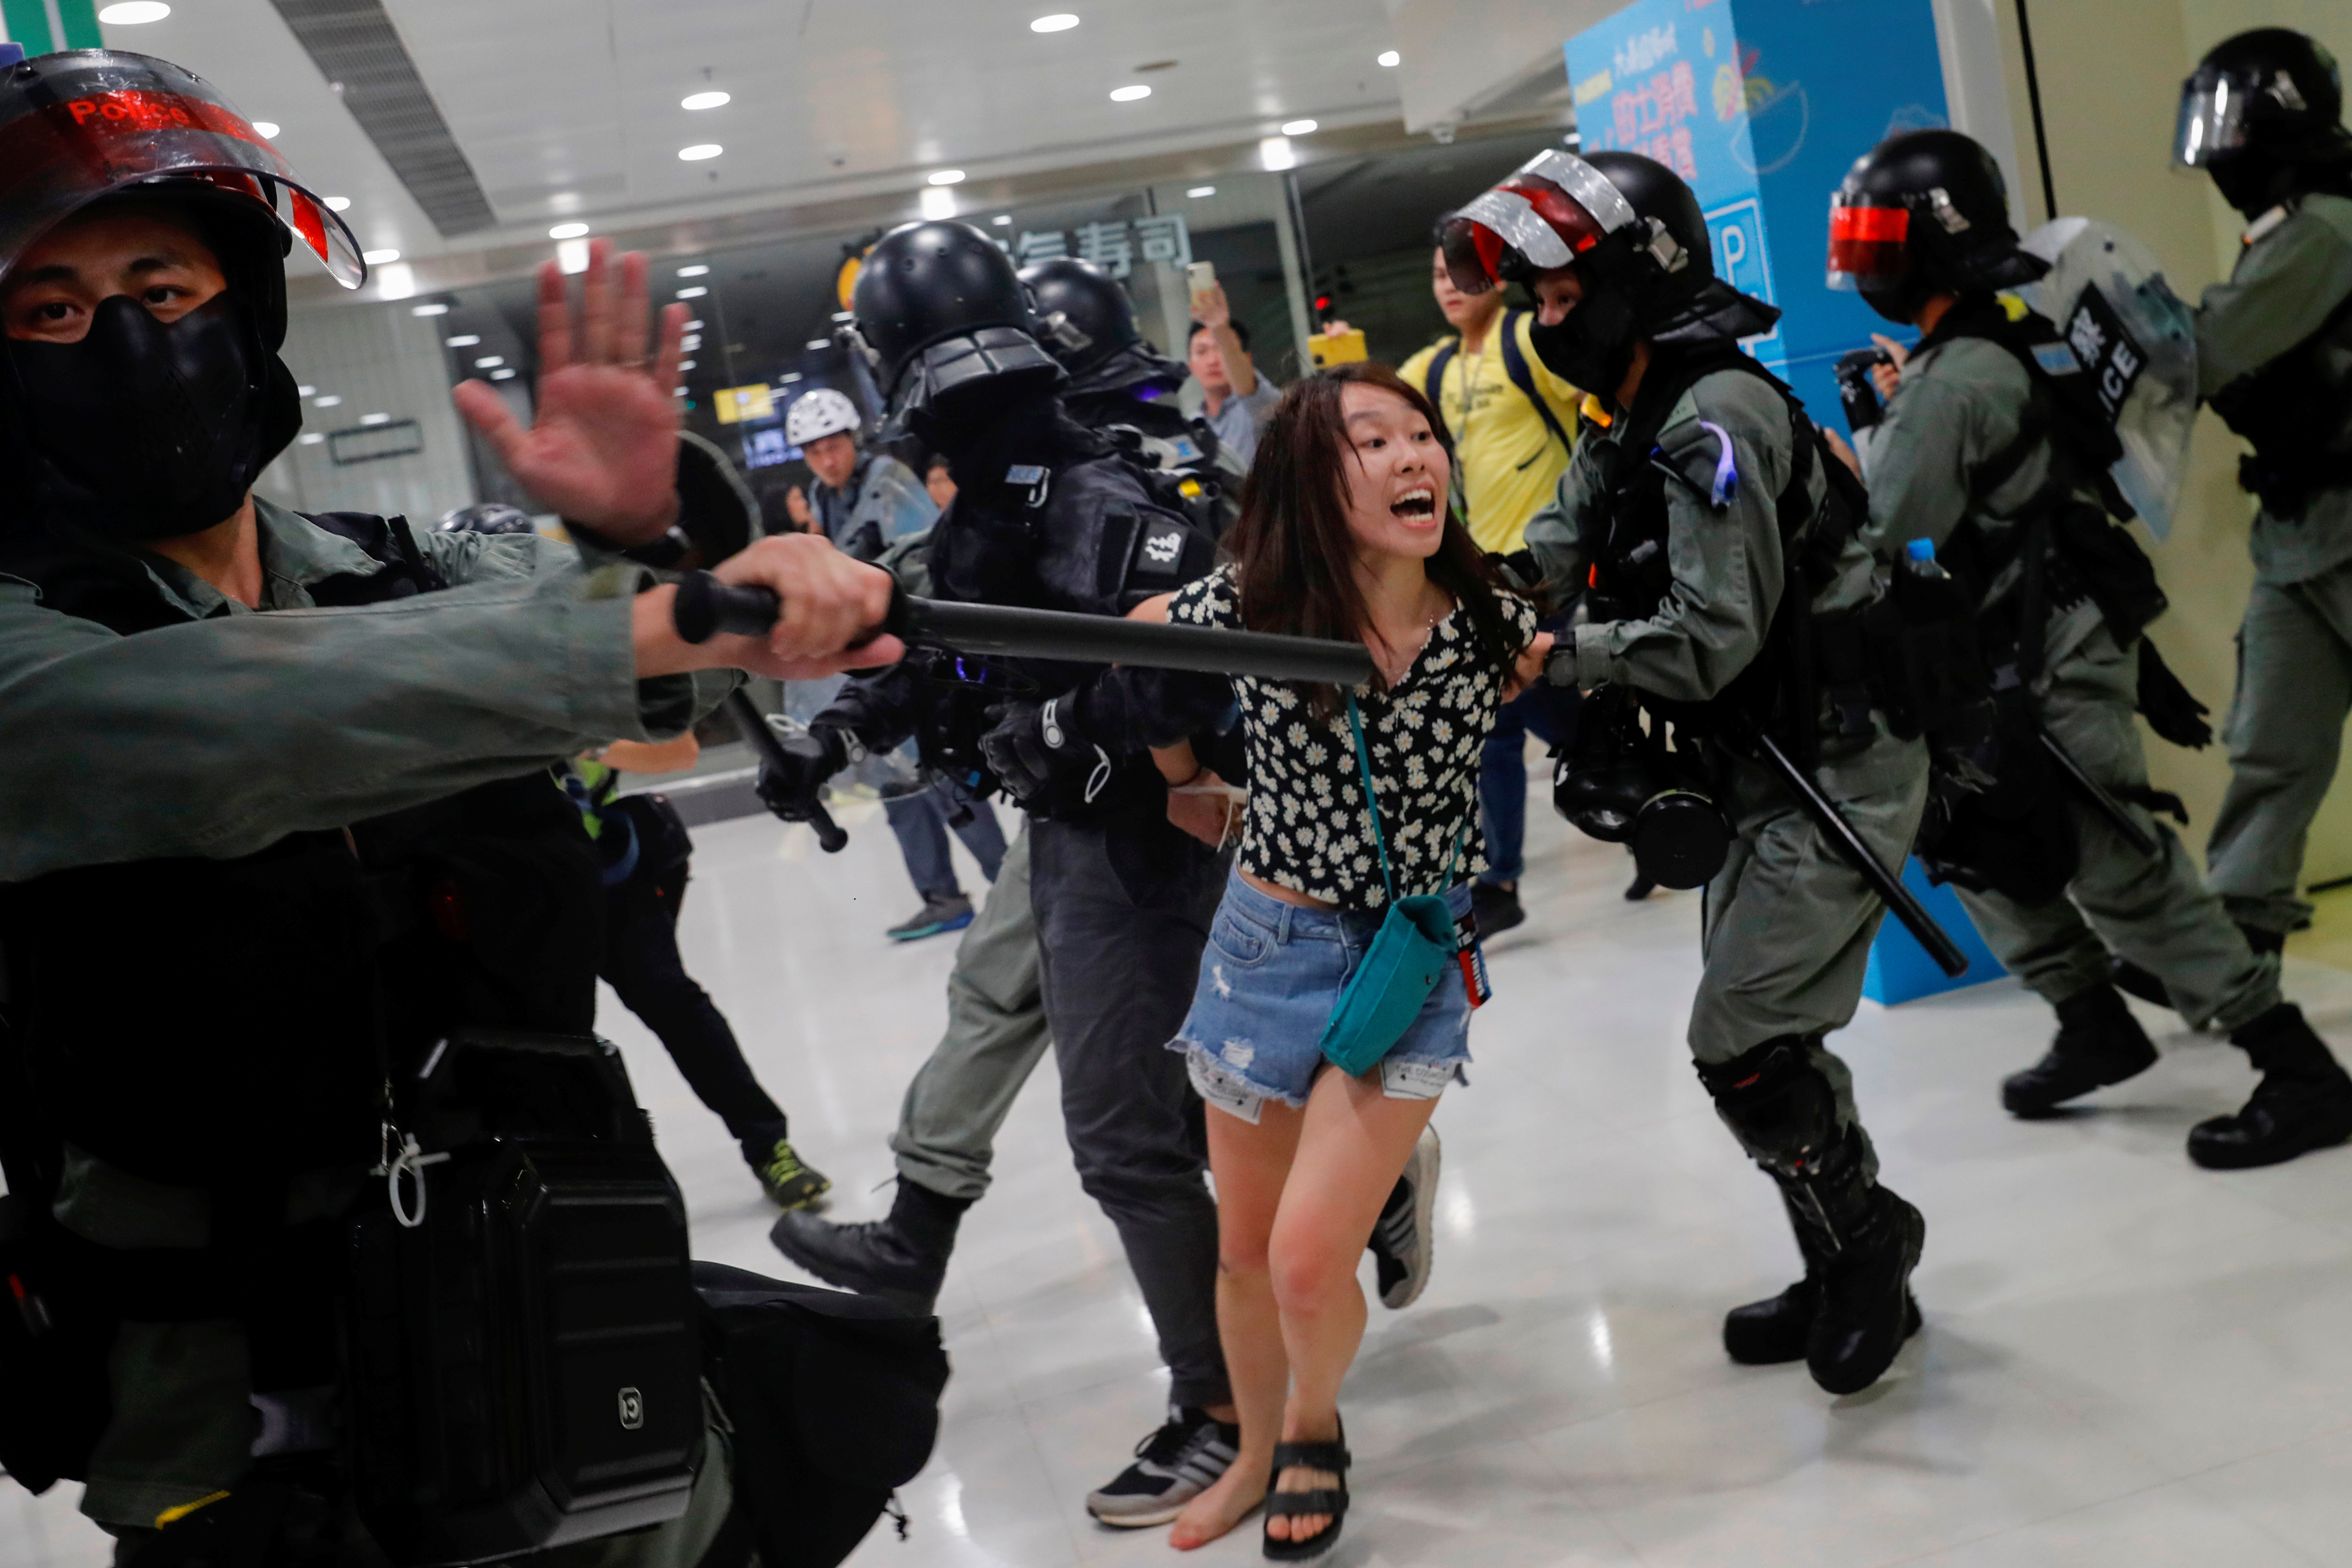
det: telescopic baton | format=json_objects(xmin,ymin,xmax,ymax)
[
  {"xmin": 1754, "ymin": 733, "xmax": 1971, "ymax": 978},
  {"xmin": 671, "ymin": 572, "xmax": 1379, "ymax": 688},
  {"xmin": 720, "ymin": 689, "xmax": 850, "ymax": 854},
  {"xmin": 2036, "ymin": 731, "xmax": 2162, "ymax": 858}
]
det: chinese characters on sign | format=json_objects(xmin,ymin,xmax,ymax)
[
  {"xmin": 1610, "ymin": 57, "xmax": 1701, "ymax": 178},
  {"xmin": 1010, "ymin": 214, "xmax": 1191, "ymax": 280}
]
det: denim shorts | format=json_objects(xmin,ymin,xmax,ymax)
[{"xmin": 1168, "ymin": 869, "xmax": 1477, "ymax": 1124}]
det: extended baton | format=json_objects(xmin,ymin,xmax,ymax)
[
  {"xmin": 2037, "ymin": 731, "xmax": 2161, "ymax": 858},
  {"xmin": 672, "ymin": 572, "xmax": 1378, "ymax": 688},
  {"xmin": 1755, "ymin": 733, "xmax": 1971, "ymax": 979},
  {"xmin": 721, "ymin": 689, "xmax": 850, "ymax": 854}
]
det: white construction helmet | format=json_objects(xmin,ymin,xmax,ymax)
[{"xmin": 784, "ymin": 387, "xmax": 861, "ymax": 448}]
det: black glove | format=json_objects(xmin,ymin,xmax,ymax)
[
  {"xmin": 980, "ymin": 695, "xmax": 1114, "ymax": 811},
  {"xmin": 754, "ymin": 721, "xmax": 854, "ymax": 823}
]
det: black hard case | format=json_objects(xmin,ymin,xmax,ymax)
[{"xmin": 346, "ymin": 1031, "xmax": 702, "ymax": 1566}]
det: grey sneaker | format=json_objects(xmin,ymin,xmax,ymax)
[
  {"xmin": 887, "ymin": 893, "xmax": 974, "ymax": 943},
  {"xmin": 1369, "ymin": 1125, "xmax": 1441, "ymax": 1309},
  {"xmin": 1085, "ymin": 1406, "xmax": 1239, "ymax": 1527}
]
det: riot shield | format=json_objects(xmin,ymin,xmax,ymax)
[{"xmin": 2018, "ymin": 217, "xmax": 2200, "ymax": 539}]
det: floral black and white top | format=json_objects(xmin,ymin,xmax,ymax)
[{"xmin": 1167, "ymin": 564, "xmax": 1538, "ymax": 911}]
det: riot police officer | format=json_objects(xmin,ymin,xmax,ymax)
[
  {"xmin": 0, "ymin": 48, "xmax": 896, "ymax": 1562},
  {"xmin": 760, "ymin": 219, "xmax": 1248, "ymax": 1527},
  {"xmin": 1827, "ymin": 127, "xmax": 2352, "ymax": 1168},
  {"xmin": 1444, "ymin": 149, "xmax": 1929, "ymax": 1395},
  {"xmin": 1020, "ymin": 254, "xmax": 1242, "ymax": 531},
  {"xmin": 2181, "ymin": 33, "xmax": 2352, "ymax": 970}
]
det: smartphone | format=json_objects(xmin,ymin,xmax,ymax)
[{"xmin": 1186, "ymin": 260, "xmax": 1217, "ymax": 294}]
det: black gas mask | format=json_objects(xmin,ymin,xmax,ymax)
[
  {"xmin": 5, "ymin": 290, "xmax": 272, "ymax": 542},
  {"xmin": 1553, "ymin": 684, "xmax": 1730, "ymax": 889}
]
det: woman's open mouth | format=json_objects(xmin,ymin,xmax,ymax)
[{"xmin": 1390, "ymin": 486, "xmax": 1437, "ymax": 522}]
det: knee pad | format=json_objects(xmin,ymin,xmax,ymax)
[{"xmin": 1695, "ymin": 1036, "xmax": 1840, "ymax": 1177}]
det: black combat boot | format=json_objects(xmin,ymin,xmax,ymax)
[
  {"xmin": 2002, "ymin": 982, "xmax": 2159, "ymax": 1117},
  {"xmin": 1723, "ymin": 1182, "xmax": 1923, "ymax": 1367},
  {"xmin": 1725, "ymin": 1150, "xmax": 1924, "ymax": 1385},
  {"xmin": 769, "ymin": 1178, "xmax": 972, "ymax": 1315},
  {"xmin": 2188, "ymin": 1002, "xmax": 2352, "ymax": 1169}
]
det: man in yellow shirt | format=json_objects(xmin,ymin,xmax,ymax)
[{"xmin": 1402, "ymin": 244, "xmax": 1587, "ymax": 933}]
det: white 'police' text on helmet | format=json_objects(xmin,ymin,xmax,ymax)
[{"xmin": 784, "ymin": 387, "xmax": 861, "ymax": 449}]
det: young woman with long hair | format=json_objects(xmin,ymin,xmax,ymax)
[{"xmin": 1130, "ymin": 361, "xmax": 1549, "ymax": 1558}]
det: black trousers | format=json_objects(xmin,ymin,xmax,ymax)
[
  {"xmin": 599, "ymin": 865, "xmax": 790, "ymax": 1162},
  {"xmin": 1029, "ymin": 808, "xmax": 1231, "ymax": 1410}
]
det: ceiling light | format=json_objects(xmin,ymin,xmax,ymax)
[
  {"xmin": 362, "ymin": 247, "xmax": 400, "ymax": 264},
  {"xmin": 686, "ymin": 319, "xmax": 705, "ymax": 330},
  {"xmin": 1187, "ymin": 185, "xmax": 1216, "ymax": 198},
  {"xmin": 410, "ymin": 302, "xmax": 448, "ymax": 316},
  {"xmin": 492, "ymin": 368, "xmax": 518, "ymax": 380},
  {"xmin": 324, "ymin": 196, "xmax": 351, "ymax": 212},
  {"xmin": 677, "ymin": 286, "xmax": 708, "ymax": 299},
  {"xmin": 1030, "ymin": 13, "xmax": 1078, "ymax": 32},
  {"xmin": 805, "ymin": 339, "xmax": 831, "ymax": 350},
  {"xmin": 678, "ymin": 359, "xmax": 697, "ymax": 371},
  {"xmin": 992, "ymin": 214, "xmax": 1013, "ymax": 225},
  {"xmin": 556, "ymin": 238, "xmax": 590, "ymax": 274},
  {"xmin": 1378, "ymin": 50, "xmax": 1400, "ymax": 68},
  {"xmin": 360, "ymin": 412, "xmax": 391, "ymax": 426},
  {"xmin": 475, "ymin": 356, "xmax": 504, "ymax": 369},
  {"xmin": 1259, "ymin": 136, "xmax": 1297, "ymax": 171},
  {"xmin": 97, "ymin": 1, "xmax": 169, "ymax": 21},
  {"xmin": 548, "ymin": 222, "xmax": 589, "ymax": 239},
  {"xmin": 1109, "ymin": 84, "xmax": 1151, "ymax": 102},
  {"xmin": 314, "ymin": 395, "xmax": 342, "ymax": 407},
  {"xmin": 779, "ymin": 371, "xmax": 804, "ymax": 384},
  {"xmin": 297, "ymin": 384, "xmax": 316, "ymax": 396},
  {"xmin": 1281, "ymin": 119, "xmax": 1317, "ymax": 136},
  {"xmin": 299, "ymin": 432, "xmax": 325, "ymax": 446},
  {"xmin": 678, "ymin": 264, "xmax": 710, "ymax": 277},
  {"xmin": 681, "ymin": 334, "xmax": 703, "ymax": 350},
  {"xmin": 681, "ymin": 90, "xmax": 730, "ymax": 111},
  {"xmin": 375, "ymin": 262, "xmax": 415, "ymax": 300},
  {"xmin": 251, "ymin": 120, "xmax": 281, "ymax": 139},
  {"xmin": 445, "ymin": 334, "xmax": 480, "ymax": 348},
  {"xmin": 678, "ymin": 143, "xmax": 722, "ymax": 162},
  {"xmin": 919, "ymin": 186, "xmax": 956, "ymax": 220},
  {"xmin": 927, "ymin": 169, "xmax": 966, "ymax": 186}
]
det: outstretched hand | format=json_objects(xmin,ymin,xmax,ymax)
[{"xmin": 451, "ymin": 239, "xmax": 688, "ymax": 545}]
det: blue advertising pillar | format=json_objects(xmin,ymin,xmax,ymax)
[{"xmin": 1566, "ymin": 0, "xmax": 2007, "ymax": 1005}]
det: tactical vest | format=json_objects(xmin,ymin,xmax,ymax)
[
  {"xmin": 2209, "ymin": 200, "xmax": 2352, "ymax": 518},
  {"xmin": 1584, "ymin": 346, "xmax": 1867, "ymax": 757}
]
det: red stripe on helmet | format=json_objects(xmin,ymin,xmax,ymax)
[{"xmin": 1829, "ymin": 204, "xmax": 1909, "ymax": 243}]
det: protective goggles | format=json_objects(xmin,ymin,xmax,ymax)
[
  {"xmin": 1824, "ymin": 196, "xmax": 1912, "ymax": 289},
  {"xmin": 2173, "ymin": 75, "xmax": 2255, "ymax": 167},
  {"xmin": 0, "ymin": 50, "xmax": 365, "ymax": 289},
  {"xmin": 1438, "ymin": 148, "xmax": 1637, "ymax": 294}
]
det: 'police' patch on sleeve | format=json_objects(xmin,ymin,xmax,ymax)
[{"xmin": 1134, "ymin": 523, "xmax": 1190, "ymax": 578}]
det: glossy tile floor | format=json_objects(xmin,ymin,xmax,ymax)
[{"xmin": 11, "ymin": 775, "xmax": 2352, "ymax": 1568}]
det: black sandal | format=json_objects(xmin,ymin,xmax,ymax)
[{"xmin": 1263, "ymin": 1423, "xmax": 1351, "ymax": 1562}]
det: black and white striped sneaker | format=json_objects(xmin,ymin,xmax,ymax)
[
  {"xmin": 1084, "ymin": 1406, "xmax": 1240, "ymax": 1527},
  {"xmin": 1369, "ymin": 1125, "xmax": 1441, "ymax": 1309}
]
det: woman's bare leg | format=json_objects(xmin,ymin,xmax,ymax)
[
  {"xmin": 1265, "ymin": 1071, "xmax": 1440, "ymax": 1545},
  {"xmin": 1169, "ymin": 1096, "xmax": 1304, "ymax": 1550}
]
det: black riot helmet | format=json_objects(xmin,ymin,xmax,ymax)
[
  {"xmin": 0, "ymin": 50, "xmax": 365, "ymax": 543},
  {"xmin": 1828, "ymin": 129, "xmax": 2047, "ymax": 325},
  {"xmin": 850, "ymin": 219, "xmax": 1061, "ymax": 417},
  {"xmin": 1440, "ymin": 148, "xmax": 1773, "ymax": 395},
  {"xmin": 2176, "ymin": 30, "xmax": 2352, "ymax": 217},
  {"xmin": 1019, "ymin": 256, "xmax": 1188, "ymax": 401}
]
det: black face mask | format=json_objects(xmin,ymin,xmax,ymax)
[
  {"xmin": 2208, "ymin": 150, "xmax": 2292, "ymax": 219},
  {"xmin": 1860, "ymin": 272, "xmax": 1936, "ymax": 327},
  {"xmin": 1527, "ymin": 288, "xmax": 1642, "ymax": 400},
  {"xmin": 6, "ymin": 293, "xmax": 265, "ymax": 542}
]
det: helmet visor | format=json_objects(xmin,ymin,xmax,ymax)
[
  {"xmin": 2174, "ymin": 76, "xmax": 2254, "ymax": 167},
  {"xmin": 1825, "ymin": 196, "xmax": 1911, "ymax": 290},
  {"xmin": 1439, "ymin": 149, "xmax": 1632, "ymax": 294},
  {"xmin": 0, "ymin": 50, "xmax": 365, "ymax": 289}
]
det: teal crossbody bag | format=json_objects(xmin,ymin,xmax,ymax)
[{"xmin": 1317, "ymin": 698, "xmax": 1468, "ymax": 1078}]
